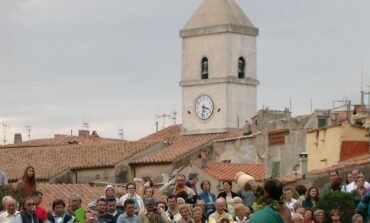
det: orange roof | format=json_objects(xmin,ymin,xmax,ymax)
[
  {"xmin": 309, "ymin": 153, "xmax": 370, "ymax": 175},
  {"xmin": 132, "ymin": 133, "xmax": 223, "ymax": 164},
  {"xmin": 0, "ymin": 141, "xmax": 155, "ymax": 181},
  {"xmin": 37, "ymin": 183, "xmax": 166, "ymax": 211},
  {"xmin": 203, "ymin": 162, "xmax": 265, "ymax": 181},
  {"xmin": 139, "ymin": 125, "xmax": 181, "ymax": 143},
  {"xmin": 1, "ymin": 135, "xmax": 127, "ymax": 149}
]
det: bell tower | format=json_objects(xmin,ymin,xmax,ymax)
[{"xmin": 180, "ymin": 0, "xmax": 259, "ymax": 135}]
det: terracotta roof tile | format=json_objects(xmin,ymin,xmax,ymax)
[
  {"xmin": 0, "ymin": 141, "xmax": 155, "ymax": 182},
  {"xmin": 133, "ymin": 133, "xmax": 223, "ymax": 164},
  {"xmin": 139, "ymin": 125, "xmax": 181, "ymax": 142},
  {"xmin": 203, "ymin": 162, "xmax": 265, "ymax": 182},
  {"xmin": 1, "ymin": 135, "xmax": 127, "ymax": 149}
]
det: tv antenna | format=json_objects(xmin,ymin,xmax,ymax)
[
  {"xmin": 1, "ymin": 122, "xmax": 10, "ymax": 145},
  {"xmin": 25, "ymin": 125, "xmax": 31, "ymax": 140},
  {"xmin": 82, "ymin": 122, "xmax": 89, "ymax": 131}
]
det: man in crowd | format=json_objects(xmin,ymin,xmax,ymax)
[
  {"xmin": 160, "ymin": 174, "xmax": 196, "ymax": 204},
  {"xmin": 107, "ymin": 197, "xmax": 123, "ymax": 221},
  {"xmin": 66, "ymin": 193, "xmax": 85, "ymax": 223},
  {"xmin": 283, "ymin": 188, "xmax": 297, "ymax": 216},
  {"xmin": 138, "ymin": 198, "xmax": 170, "ymax": 223},
  {"xmin": 322, "ymin": 170, "xmax": 340, "ymax": 194},
  {"xmin": 165, "ymin": 195, "xmax": 181, "ymax": 222},
  {"xmin": 0, "ymin": 196, "xmax": 18, "ymax": 223},
  {"xmin": 33, "ymin": 191, "xmax": 47, "ymax": 222},
  {"xmin": 208, "ymin": 198, "xmax": 234, "ymax": 223},
  {"xmin": 15, "ymin": 197, "xmax": 43, "ymax": 223},
  {"xmin": 96, "ymin": 198, "xmax": 116, "ymax": 223},
  {"xmin": 46, "ymin": 199, "xmax": 74, "ymax": 223},
  {"xmin": 117, "ymin": 199, "xmax": 140, "ymax": 223}
]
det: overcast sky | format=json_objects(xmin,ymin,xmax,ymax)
[{"xmin": 1, "ymin": 0, "xmax": 370, "ymax": 142}]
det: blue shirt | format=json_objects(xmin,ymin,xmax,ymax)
[{"xmin": 116, "ymin": 213, "xmax": 140, "ymax": 223}]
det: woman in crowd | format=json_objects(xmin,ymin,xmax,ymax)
[
  {"xmin": 292, "ymin": 213, "xmax": 304, "ymax": 223},
  {"xmin": 351, "ymin": 176, "xmax": 367, "ymax": 205},
  {"xmin": 303, "ymin": 208, "xmax": 314, "ymax": 223},
  {"xmin": 142, "ymin": 186, "xmax": 155, "ymax": 206},
  {"xmin": 119, "ymin": 182, "xmax": 144, "ymax": 214},
  {"xmin": 192, "ymin": 207, "xmax": 204, "ymax": 223},
  {"xmin": 177, "ymin": 204, "xmax": 193, "ymax": 223},
  {"xmin": 198, "ymin": 180, "xmax": 217, "ymax": 218},
  {"xmin": 233, "ymin": 203, "xmax": 249, "ymax": 223},
  {"xmin": 302, "ymin": 186, "xmax": 319, "ymax": 209},
  {"xmin": 313, "ymin": 210, "xmax": 325, "ymax": 223},
  {"xmin": 217, "ymin": 181, "xmax": 238, "ymax": 217},
  {"xmin": 341, "ymin": 172, "xmax": 354, "ymax": 192},
  {"xmin": 16, "ymin": 165, "xmax": 37, "ymax": 200},
  {"xmin": 328, "ymin": 209, "xmax": 342, "ymax": 223}
]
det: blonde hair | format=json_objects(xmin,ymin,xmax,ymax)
[{"xmin": 234, "ymin": 203, "xmax": 247, "ymax": 213}]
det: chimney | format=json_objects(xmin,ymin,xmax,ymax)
[
  {"xmin": 161, "ymin": 174, "xmax": 169, "ymax": 183},
  {"xmin": 299, "ymin": 153, "xmax": 308, "ymax": 179},
  {"xmin": 14, "ymin": 133, "xmax": 22, "ymax": 144},
  {"xmin": 198, "ymin": 152, "xmax": 208, "ymax": 168},
  {"xmin": 78, "ymin": 130, "xmax": 90, "ymax": 136}
]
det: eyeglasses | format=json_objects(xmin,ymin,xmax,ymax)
[
  {"xmin": 26, "ymin": 203, "xmax": 35, "ymax": 206},
  {"xmin": 127, "ymin": 187, "xmax": 135, "ymax": 189}
]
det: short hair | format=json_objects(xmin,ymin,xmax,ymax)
[
  {"xmin": 145, "ymin": 198, "xmax": 156, "ymax": 207},
  {"xmin": 292, "ymin": 213, "xmax": 304, "ymax": 221},
  {"xmin": 188, "ymin": 173, "xmax": 198, "ymax": 180},
  {"xmin": 232, "ymin": 196, "xmax": 242, "ymax": 203},
  {"xmin": 68, "ymin": 193, "xmax": 82, "ymax": 202},
  {"xmin": 2, "ymin": 196, "xmax": 16, "ymax": 207},
  {"xmin": 32, "ymin": 191, "xmax": 43, "ymax": 197},
  {"xmin": 126, "ymin": 183, "xmax": 136, "ymax": 189},
  {"xmin": 192, "ymin": 207, "xmax": 203, "ymax": 215},
  {"xmin": 124, "ymin": 199, "xmax": 134, "ymax": 208},
  {"xmin": 178, "ymin": 204, "xmax": 189, "ymax": 212},
  {"xmin": 329, "ymin": 170, "xmax": 339, "ymax": 176},
  {"xmin": 176, "ymin": 174, "xmax": 186, "ymax": 180},
  {"xmin": 352, "ymin": 214, "xmax": 363, "ymax": 222},
  {"xmin": 295, "ymin": 185, "xmax": 307, "ymax": 195},
  {"xmin": 52, "ymin": 199, "xmax": 66, "ymax": 209},
  {"xmin": 200, "ymin": 180, "xmax": 211, "ymax": 190},
  {"xmin": 223, "ymin": 180, "xmax": 232, "ymax": 187},
  {"xmin": 167, "ymin": 195, "xmax": 176, "ymax": 202},
  {"xmin": 106, "ymin": 197, "xmax": 116, "ymax": 203},
  {"xmin": 356, "ymin": 176, "xmax": 365, "ymax": 182},
  {"xmin": 264, "ymin": 179, "xmax": 283, "ymax": 201},
  {"xmin": 329, "ymin": 208, "xmax": 341, "ymax": 218},
  {"xmin": 156, "ymin": 201, "xmax": 167, "ymax": 211},
  {"xmin": 96, "ymin": 198, "xmax": 107, "ymax": 205},
  {"xmin": 233, "ymin": 203, "xmax": 246, "ymax": 212},
  {"xmin": 177, "ymin": 197, "xmax": 185, "ymax": 203},
  {"xmin": 283, "ymin": 187, "xmax": 292, "ymax": 192}
]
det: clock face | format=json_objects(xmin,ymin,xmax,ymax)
[{"xmin": 195, "ymin": 95, "xmax": 214, "ymax": 120}]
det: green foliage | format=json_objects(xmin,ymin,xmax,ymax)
[
  {"xmin": 317, "ymin": 191, "xmax": 355, "ymax": 223},
  {"xmin": 0, "ymin": 184, "xmax": 21, "ymax": 211}
]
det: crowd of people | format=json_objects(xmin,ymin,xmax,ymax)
[{"xmin": 0, "ymin": 166, "xmax": 370, "ymax": 223}]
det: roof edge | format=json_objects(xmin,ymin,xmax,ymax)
[{"xmin": 180, "ymin": 24, "xmax": 258, "ymax": 38}]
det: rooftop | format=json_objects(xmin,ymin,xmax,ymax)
[{"xmin": 203, "ymin": 162, "xmax": 265, "ymax": 181}]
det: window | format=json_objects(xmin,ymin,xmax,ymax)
[
  {"xmin": 201, "ymin": 57, "xmax": 208, "ymax": 79},
  {"xmin": 238, "ymin": 57, "xmax": 245, "ymax": 78},
  {"xmin": 318, "ymin": 118, "xmax": 327, "ymax": 128}
]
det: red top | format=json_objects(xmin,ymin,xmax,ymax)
[{"xmin": 35, "ymin": 205, "xmax": 47, "ymax": 222}]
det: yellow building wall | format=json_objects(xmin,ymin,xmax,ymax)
[
  {"xmin": 307, "ymin": 123, "xmax": 368, "ymax": 171},
  {"xmin": 307, "ymin": 126, "xmax": 342, "ymax": 171}
]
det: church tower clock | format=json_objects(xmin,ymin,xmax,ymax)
[{"xmin": 180, "ymin": 0, "xmax": 259, "ymax": 135}]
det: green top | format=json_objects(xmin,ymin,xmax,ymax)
[
  {"xmin": 74, "ymin": 208, "xmax": 85, "ymax": 223},
  {"xmin": 249, "ymin": 206, "xmax": 284, "ymax": 223}
]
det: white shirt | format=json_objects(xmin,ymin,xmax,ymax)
[
  {"xmin": 285, "ymin": 198, "xmax": 297, "ymax": 215},
  {"xmin": 345, "ymin": 181, "xmax": 370, "ymax": 192},
  {"xmin": 0, "ymin": 211, "xmax": 19, "ymax": 223}
]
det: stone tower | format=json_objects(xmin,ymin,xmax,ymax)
[{"xmin": 180, "ymin": 0, "xmax": 259, "ymax": 135}]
